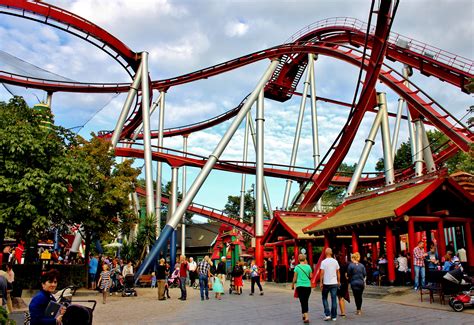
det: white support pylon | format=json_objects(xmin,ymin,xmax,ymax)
[
  {"xmin": 282, "ymin": 62, "xmax": 312, "ymax": 210},
  {"xmin": 155, "ymin": 91, "xmax": 166, "ymax": 237},
  {"xmin": 141, "ymin": 52, "xmax": 155, "ymax": 219},
  {"xmin": 111, "ymin": 61, "xmax": 143, "ymax": 148},
  {"xmin": 239, "ymin": 116, "xmax": 250, "ymax": 223},
  {"xmin": 181, "ymin": 135, "xmax": 188, "ymax": 255},
  {"xmin": 308, "ymin": 53, "xmax": 321, "ymax": 212}
]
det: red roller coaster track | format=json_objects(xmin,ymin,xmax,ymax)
[
  {"xmin": 134, "ymin": 187, "xmax": 254, "ymax": 236},
  {"xmin": 0, "ymin": 1, "xmax": 472, "ymax": 212}
]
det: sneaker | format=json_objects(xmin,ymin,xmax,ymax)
[
  {"xmin": 324, "ymin": 316, "xmax": 331, "ymax": 321},
  {"xmin": 332, "ymin": 318, "xmax": 337, "ymax": 321},
  {"xmin": 201, "ymin": 297, "xmax": 204, "ymax": 301},
  {"xmin": 249, "ymin": 293, "xmax": 254, "ymax": 296},
  {"xmin": 260, "ymin": 292, "xmax": 264, "ymax": 296},
  {"xmin": 206, "ymin": 297, "xmax": 209, "ymax": 300}
]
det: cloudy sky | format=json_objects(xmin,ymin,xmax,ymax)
[{"xmin": 0, "ymin": 0, "xmax": 472, "ymax": 214}]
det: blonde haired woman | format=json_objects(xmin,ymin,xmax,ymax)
[
  {"xmin": 292, "ymin": 254, "xmax": 313, "ymax": 323},
  {"xmin": 156, "ymin": 258, "xmax": 167, "ymax": 300},
  {"xmin": 347, "ymin": 252, "xmax": 366, "ymax": 315}
]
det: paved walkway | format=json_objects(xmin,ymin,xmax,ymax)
[{"xmin": 20, "ymin": 281, "xmax": 473, "ymax": 324}]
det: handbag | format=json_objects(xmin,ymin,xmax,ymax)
[
  {"xmin": 294, "ymin": 288, "xmax": 299, "ymax": 298},
  {"xmin": 295, "ymin": 265, "xmax": 314, "ymax": 287}
]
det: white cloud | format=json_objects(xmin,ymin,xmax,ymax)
[{"xmin": 225, "ymin": 20, "xmax": 249, "ymax": 37}]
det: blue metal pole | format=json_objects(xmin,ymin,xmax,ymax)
[
  {"xmin": 170, "ymin": 230, "xmax": 177, "ymax": 268},
  {"xmin": 135, "ymin": 225, "xmax": 174, "ymax": 281},
  {"xmin": 53, "ymin": 229, "xmax": 59, "ymax": 251}
]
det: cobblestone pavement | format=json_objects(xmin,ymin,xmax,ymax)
[{"xmin": 30, "ymin": 281, "xmax": 473, "ymax": 325}]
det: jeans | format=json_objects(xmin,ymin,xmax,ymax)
[
  {"xmin": 296, "ymin": 286, "xmax": 311, "ymax": 314},
  {"xmin": 322, "ymin": 284, "xmax": 338, "ymax": 319},
  {"xmin": 179, "ymin": 276, "xmax": 187, "ymax": 299},
  {"xmin": 199, "ymin": 274, "xmax": 209, "ymax": 299},
  {"xmin": 251, "ymin": 276, "xmax": 263, "ymax": 293},
  {"xmin": 414, "ymin": 265, "xmax": 425, "ymax": 289}
]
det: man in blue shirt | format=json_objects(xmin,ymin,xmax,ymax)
[{"xmin": 88, "ymin": 255, "xmax": 98, "ymax": 290}]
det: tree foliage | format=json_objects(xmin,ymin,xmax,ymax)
[
  {"xmin": 376, "ymin": 130, "xmax": 473, "ymax": 174},
  {"xmin": 321, "ymin": 162, "xmax": 357, "ymax": 209},
  {"xmin": 0, "ymin": 97, "xmax": 80, "ymax": 236},
  {"xmin": 0, "ymin": 97, "xmax": 141, "ymax": 250},
  {"xmin": 223, "ymin": 190, "xmax": 256, "ymax": 223}
]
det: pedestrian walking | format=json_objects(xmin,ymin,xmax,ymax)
[
  {"xmin": 197, "ymin": 255, "xmax": 211, "ymax": 301},
  {"xmin": 292, "ymin": 254, "xmax": 313, "ymax": 323},
  {"xmin": 178, "ymin": 255, "xmax": 188, "ymax": 300},
  {"xmin": 248, "ymin": 260, "xmax": 264, "ymax": 296},
  {"xmin": 217, "ymin": 256, "xmax": 227, "ymax": 289},
  {"xmin": 213, "ymin": 274, "xmax": 225, "ymax": 300},
  {"xmin": 98, "ymin": 264, "xmax": 112, "ymax": 304},
  {"xmin": 157, "ymin": 259, "xmax": 167, "ymax": 300},
  {"xmin": 188, "ymin": 257, "xmax": 198, "ymax": 288},
  {"xmin": 347, "ymin": 252, "xmax": 367, "ymax": 315},
  {"xmin": 336, "ymin": 254, "xmax": 349, "ymax": 319},
  {"xmin": 320, "ymin": 248, "xmax": 340, "ymax": 321}
]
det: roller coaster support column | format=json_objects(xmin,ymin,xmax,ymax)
[
  {"xmin": 46, "ymin": 91, "xmax": 53, "ymax": 108},
  {"xmin": 308, "ymin": 53, "xmax": 321, "ymax": 211},
  {"xmin": 239, "ymin": 116, "xmax": 250, "ymax": 223},
  {"xmin": 391, "ymin": 66, "xmax": 411, "ymax": 158},
  {"xmin": 170, "ymin": 167, "xmax": 179, "ymax": 268},
  {"xmin": 135, "ymin": 59, "xmax": 279, "ymax": 279},
  {"xmin": 140, "ymin": 52, "xmax": 155, "ymax": 219},
  {"xmin": 111, "ymin": 60, "xmax": 143, "ymax": 147},
  {"xmin": 414, "ymin": 119, "xmax": 425, "ymax": 177},
  {"xmin": 255, "ymin": 89, "xmax": 265, "ymax": 267},
  {"xmin": 420, "ymin": 122, "xmax": 436, "ymax": 173},
  {"xmin": 379, "ymin": 93, "xmax": 395, "ymax": 185},
  {"xmin": 248, "ymin": 115, "xmax": 273, "ymax": 217},
  {"xmin": 155, "ymin": 91, "xmax": 166, "ymax": 237},
  {"xmin": 181, "ymin": 135, "xmax": 188, "ymax": 255},
  {"xmin": 346, "ymin": 95, "xmax": 385, "ymax": 197},
  {"xmin": 131, "ymin": 93, "xmax": 161, "ymax": 141},
  {"xmin": 282, "ymin": 62, "xmax": 311, "ymax": 210}
]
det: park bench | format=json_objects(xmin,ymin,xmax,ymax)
[{"xmin": 138, "ymin": 274, "xmax": 153, "ymax": 287}]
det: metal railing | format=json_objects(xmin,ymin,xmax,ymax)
[{"xmin": 285, "ymin": 17, "xmax": 474, "ymax": 74}]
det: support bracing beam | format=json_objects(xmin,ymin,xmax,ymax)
[
  {"xmin": 414, "ymin": 119, "xmax": 425, "ymax": 177},
  {"xmin": 134, "ymin": 59, "xmax": 279, "ymax": 278},
  {"xmin": 111, "ymin": 61, "xmax": 143, "ymax": 147},
  {"xmin": 391, "ymin": 65, "xmax": 410, "ymax": 159},
  {"xmin": 282, "ymin": 61, "xmax": 312, "ymax": 209},
  {"xmin": 170, "ymin": 167, "xmax": 178, "ymax": 269},
  {"xmin": 308, "ymin": 53, "xmax": 321, "ymax": 211},
  {"xmin": 181, "ymin": 135, "xmax": 188, "ymax": 255},
  {"xmin": 155, "ymin": 91, "xmax": 166, "ymax": 237},
  {"xmin": 420, "ymin": 122, "xmax": 436, "ymax": 173},
  {"xmin": 255, "ymin": 88, "xmax": 265, "ymax": 267},
  {"xmin": 140, "ymin": 52, "xmax": 155, "ymax": 218},
  {"xmin": 378, "ymin": 92, "xmax": 395, "ymax": 185},
  {"xmin": 239, "ymin": 116, "xmax": 250, "ymax": 223},
  {"xmin": 247, "ymin": 113, "xmax": 273, "ymax": 217}
]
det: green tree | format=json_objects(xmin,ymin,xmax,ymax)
[
  {"xmin": 66, "ymin": 135, "xmax": 141, "ymax": 261},
  {"xmin": 0, "ymin": 97, "xmax": 81, "ymax": 244},
  {"xmin": 223, "ymin": 190, "xmax": 256, "ymax": 222},
  {"xmin": 321, "ymin": 162, "xmax": 357, "ymax": 209},
  {"xmin": 376, "ymin": 130, "xmax": 473, "ymax": 174}
]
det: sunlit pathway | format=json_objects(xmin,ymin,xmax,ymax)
[{"xmin": 79, "ymin": 281, "xmax": 474, "ymax": 325}]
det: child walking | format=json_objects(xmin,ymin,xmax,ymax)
[
  {"xmin": 213, "ymin": 274, "xmax": 225, "ymax": 300},
  {"xmin": 151, "ymin": 272, "xmax": 157, "ymax": 289},
  {"xmin": 98, "ymin": 264, "xmax": 112, "ymax": 304}
]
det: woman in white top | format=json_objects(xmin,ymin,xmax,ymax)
[{"xmin": 122, "ymin": 261, "xmax": 134, "ymax": 277}]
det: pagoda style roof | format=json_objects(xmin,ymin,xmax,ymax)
[
  {"xmin": 303, "ymin": 176, "xmax": 473, "ymax": 235},
  {"xmin": 262, "ymin": 211, "xmax": 324, "ymax": 244}
]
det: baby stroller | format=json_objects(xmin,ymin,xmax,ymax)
[
  {"xmin": 167, "ymin": 268, "xmax": 180, "ymax": 288},
  {"xmin": 25, "ymin": 285, "xmax": 96, "ymax": 325},
  {"xmin": 444, "ymin": 267, "xmax": 474, "ymax": 312},
  {"xmin": 122, "ymin": 274, "xmax": 138, "ymax": 297}
]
